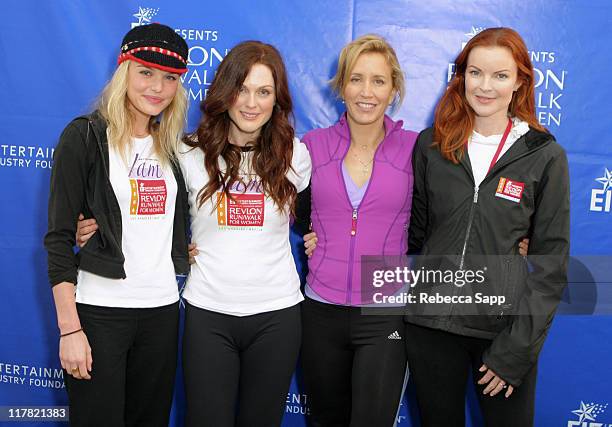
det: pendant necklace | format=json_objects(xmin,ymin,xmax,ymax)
[
  {"xmin": 351, "ymin": 129, "xmax": 384, "ymax": 175},
  {"xmin": 353, "ymin": 152, "xmax": 373, "ymax": 175}
]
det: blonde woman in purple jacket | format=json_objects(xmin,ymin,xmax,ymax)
[{"xmin": 299, "ymin": 34, "xmax": 417, "ymax": 427}]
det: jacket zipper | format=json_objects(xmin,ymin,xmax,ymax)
[
  {"xmin": 458, "ymin": 186, "xmax": 479, "ymax": 270},
  {"xmin": 350, "ymin": 209, "xmax": 358, "ymax": 236},
  {"xmin": 344, "ymin": 208, "xmax": 358, "ymax": 304},
  {"xmin": 457, "ymin": 133, "xmax": 537, "ymax": 270},
  {"xmin": 450, "ymin": 133, "xmax": 552, "ymax": 318},
  {"xmin": 456, "ymin": 132, "xmax": 539, "ymax": 268},
  {"xmin": 88, "ymin": 119, "xmax": 126, "ymax": 278},
  {"xmin": 497, "ymin": 258, "xmax": 513, "ymax": 319},
  {"xmin": 457, "ymin": 132, "xmax": 552, "ymax": 269},
  {"xmin": 340, "ymin": 128, "xmax": 384, "ymax": 305}
]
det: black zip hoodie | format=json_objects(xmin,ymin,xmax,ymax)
[
  {"xmin": 44, "ymin": 112, "xmax": 190, "ymax": 287},
  {"xmin": 405, "ymin": 126, "xmax": 570, "ymax": 386}
]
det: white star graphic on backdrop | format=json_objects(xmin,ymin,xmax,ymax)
[
  {"xmin": 465, "ymin": 26, "xmax": 485, "ymax": 39},
  {"xmin": 133, "ymin": 7, "xmax": 148, "ymax": 25},
  {"xmin": 133, "ymin": 7, "xmax": 158, "ymax": 25},
  {"xmin": 572, "ymin": 401, "xmax": 597, "ymax": 423},
  {"xmin": 595, "ymin": 168, "xmax": 612, "ymax": 192}
]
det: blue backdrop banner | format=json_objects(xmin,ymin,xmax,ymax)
[{"xmin": 1, "ymin": 1, "xmax": 610, "ymax": 426}]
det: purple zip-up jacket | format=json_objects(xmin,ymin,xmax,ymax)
[{"xmin": 303, "ymin": 114, "xmax": 418, "ymax": 305}]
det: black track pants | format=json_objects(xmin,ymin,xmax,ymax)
[
  {"xmin": 183, "ymin": 302, "xmax": 301, "ymax": 427},
  {"xmin": 404, "ymin": 322, "xmax": 537, "ymax": 427},
  {"xmin": 301, "ymin": 297, "xmax": 408, "ymax": 427},
  {"xmin": 65, "ymin": 302, "xmax": 179, "ymax": 427}
]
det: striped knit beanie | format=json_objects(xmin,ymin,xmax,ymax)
[{"xmin": 118, "ymin": 23, "xmax": 188, "ymax": 74}]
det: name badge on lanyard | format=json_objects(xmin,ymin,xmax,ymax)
[{"xmin": 495, "ymin": 177, "xmax": 525, "ymax": 203}]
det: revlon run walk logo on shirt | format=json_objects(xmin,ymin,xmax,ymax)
[
  {"xmin": 128, "ymin": 153, "xmax": 168, "ymax": 216},
  {"xmin": 495, "ymin": 177, "xmax": 525, "ymax": 204},
  {"xmin": 216, "ymin": 175, "xmax": 265, "ymax": 228}
]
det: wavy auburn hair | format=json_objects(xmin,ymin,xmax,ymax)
[
  {"xmin": 188, "ymin": 41, "xmax": 297, "ymax": 213},
  {"xmin": 433, "ymin": 27, "xmax": 546, "ymax": 163}
]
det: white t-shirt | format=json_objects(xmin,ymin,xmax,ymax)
[
  {"xmin": 468, "ymin": 118, "xmax": 530, "ymax": 187},
  {"xmin": 178, "ymin": 138, "xmax": 311, "ymax": 316},
  {"xmin": 76, "ymin": 135, "xmax": 179, "ymax": 308}
]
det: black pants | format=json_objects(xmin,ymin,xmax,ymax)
[
  {"xmin": 182, "ymin": 302, "xmax": 301, "ymax": 427},
  {"xmin": 301, "ymin": 298, "xmax": 408, "ymax": 427},
  {"xmin": 65, "ymin": 302, "xmax": 179, "ymax": 427},
  {"xmin": 404, "ymin": 322, "xmax": 537, "ymax": 427}
]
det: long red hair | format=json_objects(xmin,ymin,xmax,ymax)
[
  {"xmin": 187, "ymin": 41, "xmax": 297, "ymax": 213},
  {"xmin": 433, "ymin": 27, "xmax": 546, "ymax": 163}
]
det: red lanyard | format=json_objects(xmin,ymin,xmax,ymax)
[{"xmin": 485, "ymin": 118, "xmax": 513, "ymax": 174}]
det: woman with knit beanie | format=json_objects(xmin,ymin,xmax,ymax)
[{"xmin": 44, "ymin": 23, "xmax": 190, "ymax": 426}]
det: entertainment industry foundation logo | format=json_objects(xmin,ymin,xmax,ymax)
[
  {"xmin": 131, "ymin": 7, "xmax": 229, "ymax": 102},
  {"xmin": 449, "ymin": 26, "xmax": 567, "ymax": 129},
  {"xmin": 0, "ymin": 144, "xmax": 54, "ymax": 170},
  {"xmin": 590, "ymin": 167, "xmax": 612, "ymax": 212},
  {"xmin": 568, "ymin": 401, "xmax": 611, "ymax": 426},
  {"xmin": 285, "ymin": 392, "xmax": 310, "ymax": 416},
  {"xmin": 0, "ymin": 361, "xmax": 65, "ymax": 390}
]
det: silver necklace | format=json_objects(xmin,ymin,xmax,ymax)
[{"xmin": 350, "ymin": 130, "xmax": 384, "ymax": 175}]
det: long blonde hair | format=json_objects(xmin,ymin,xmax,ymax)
[{"xmin": 97, "ymin": 61, "xmax": 188, "ymax": 165}]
